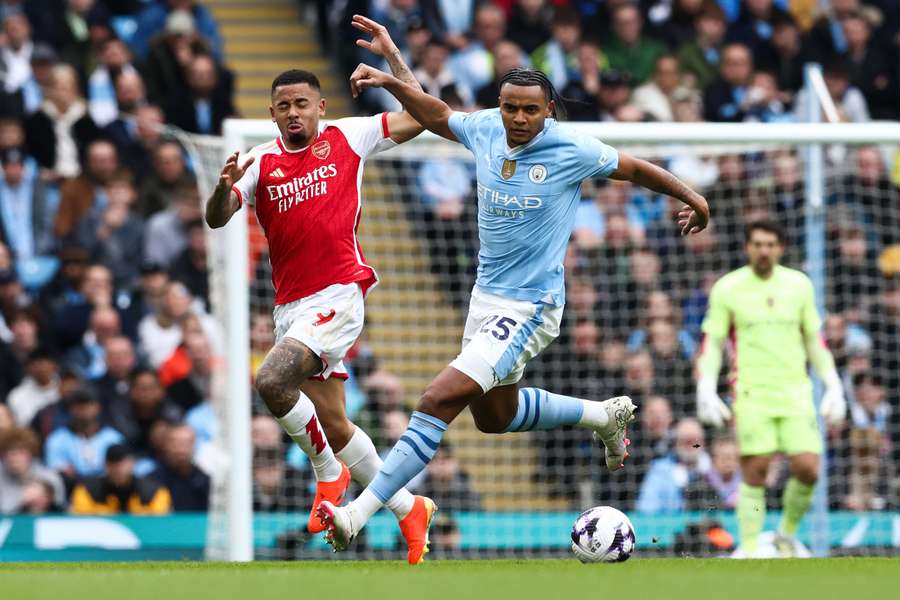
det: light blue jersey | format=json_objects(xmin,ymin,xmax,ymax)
[{"xmin": 447, "ymin": 108, "xmax": 619, "ymax": 306}]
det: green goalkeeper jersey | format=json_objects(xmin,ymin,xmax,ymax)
[{"xmin": 701, "ymin": 265, "xmax": 821, "ymax": 414}]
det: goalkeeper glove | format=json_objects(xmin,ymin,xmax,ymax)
[
  {"xmin": 696, "ymin": 377, "xmax": 732, "ymax": 428},
  {"xmin": 820, "ymin": 371, "xmax": 847, "ymax": 427}
]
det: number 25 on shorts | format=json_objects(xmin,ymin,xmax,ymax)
[{"xmin": 479, "ymin": 315, "xmax": 519, "ymax": 341}]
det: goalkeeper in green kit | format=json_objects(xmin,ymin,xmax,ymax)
[{"xmin": 695, "ymin": 220, "xmax": 846, "ymax": 557}]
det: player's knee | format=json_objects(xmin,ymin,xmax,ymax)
[
  {"xmin": 255, "ymin": 365, "xmax": 287, "ymax": 405},
  {"xmin": 472, "ymin": 412, "xmax": 505, "ymax": 434},
  {"xmin": 795, "ymin": 465, "xmax": 819, "ymax": 486}
]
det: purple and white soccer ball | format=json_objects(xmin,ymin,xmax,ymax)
[{"xmin": 571, "ymin": 506, "xmax": 636, "ymax": 563}]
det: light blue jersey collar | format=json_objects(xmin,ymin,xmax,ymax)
[{"xmin": 504, "ymin": 119, "xmax": 556, "ymax": 158}]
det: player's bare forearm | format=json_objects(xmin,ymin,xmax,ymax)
[
  {"xmin": 384, "ymin": 46, "xmax": 422, "ymax": 92},
  {"xmin": 205, "ymin": 186, "xmax": 239, "ymax": 229},
  {"xmin": 382, "ymin": 75, "xmax": 456, "ymax": 141},
  {"xmin": 611, "ymin": 154, "xmax": 709, "ymax": 226}
]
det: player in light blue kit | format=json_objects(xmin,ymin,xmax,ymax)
[{"xmin": 319, "ymin": 18, "xmax": 710, "ymax": 561}]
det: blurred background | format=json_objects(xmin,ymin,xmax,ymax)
[{"xmin": 0, "ymin": 0, "xmax": 899, "ymax": 560}]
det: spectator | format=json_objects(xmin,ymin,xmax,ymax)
[
  {"xmin": 842, "ymin": 146, "xmax": 900, "ymax": 249},
  {"xmin": 704, "ymin": 43, "xmax": 753, "ymax": 122},
  {"xmin": 417, "ymin": 445, "xmax": 481, "ymax": 511},
  {"xmin": 0, "ymin": 309, "xmax": 39, "ymax": 397},
  {"xmin": 726, "ymin": 0, "xmax": 788, "ymax": 60},
  {"xmin": 650, "ymin": 0, "xmax": 705, "ymax": 48},
  {"xmin": 807, "ymin": 0, "xmax": 861, "ymax": 62},
  {"xmin": 506, "ymin": 0, "xmax": 551, "ymax": 54},
  {"xmin": 827, "ymin": 224, "xmax": 880, "ymax": 316},
  {"xmin": 73, "ymin": 169, "xmax": 144, "ymax": 288},
  {"xmin": 7, "ymin": 348, "xmax": 60, "ymax": 426},
  {"xmin": 108, "ymin": 367, "xmax": 182, "ymax": 459},
  {"xmin": 845, "ymin": 373, "xmax": 891, "ymax": 511},
  {"xmin": 596, "ymin": 70, "xmax": 633, "ymax": 121},
  {"xmin": 62, "ymin": 304, "xmax": 120, "ymax": 381},
  {"xmin": 167, "ymin": 329, "xmax": 213, "ymax": 411},
  {"xmin": 645, "ymin": 318, "xmax": 695, "ymax": 416},
  {"xmin": 110, "ymin": 103, "xmax": 167, "ymax": 181},
  {"xmin": 450, "ymin": 3, "xmax": 509, "ymax": 96},
  {"xmin": 0, "ymin": 146, "xmax": 57, "ymax": 262},
  {"xmin": 841, "ymin": 11, "xmax": 896, "ymax": 120},
  {"xmin": 530, "ymin": 7, "xmax": 582, "ymax": 90},
  {"xmin": 92, "ymin": 334, "xmax": 136, "ymax": 410},
  {"xmin": 30, "ymin": 369, "xmax": 84, "ymax": 443},
  {"xmin": 170, "ymin": 219, "xmax": 209, "ymax": 306},
  {"xmin": 627, "ymin": 290, "xmax": 697, "ymax": 359},
  {"xmin": 87, "ymin": 37, "xmax": 139, "ymax": 127},
  {"xmin": 1, "ymin": 11, "xmax": 35, "ymax": 113},
  {"xmin": 368, "ymin": 0, "xmax": 422, "ymax": 53},
  {"xmin": 412, "ymin": 39, "xmax": 470, "ymax": 108},
  {"xmin": 163, "ymin": 53, "xmax": 234, "ymax": 135},
  {"xmin": 135, "ymin": 140, "xmax": 191, "ymax": 217},
  {"xmin": 759, "ymin": 12, "xmax": 807, "ymax": 99},
  {"xmin": 50, "ymin": 0, "xmax": 108, "ymax": 82},
  {"xmin": 0, "ymin": 264, "xmax": 30, "ymax": 331},
  {"xmin": 677, "ymin": 0, "xmax": 728, "ymax": 91},
  {"xmin": 623, "ymin": 350, "xmax": 656, "ymax": 405},
  {"xmin": 794, "ymin": 59, "xmax": 869, "ymax": 123},
  {"xmin": 44, "ymin": 387, "xmax": 124, "ymax": 479},
  {"xmin": 742, "ymin": 70, "xmax": 791, "ymax": 122},
  {"xmin": 102, "ymin": 69, "xmax": 150, "ymax": 149},
  {"xmin": 473, "ymin": 40, "xmax": 525, "ymax": 109},
  {"xmin": 138, "ymin": 281, "xmax": 218, "ymax": 370},
  {"xmin": 705, "ymin": 436, "xmax": 741, "ymax": 509},
  {"xmin": 0, "ymin": 404, "xmax": 12, "ymax": 435},
  {"xmin": 251, "ymin": 415, "xmax": 311, "ymax": 512},
  {"xmin": 144, "ymin": 8, "xmax": 213, "ymax": 105},
  {"xmin": 631, "ymin": 55, "xmax": 688, "ymax": 122},
  {"xmin": 604, "ymin": 3, "xmax": 665, "ymax": 86},
  {"xmin": 70, "ymin": 443, "xmax": 172, "ymax": 514},
  {"xmin": 50, "ymin": 263, "xmax": 126, "ymax": 352},
  {"xmin": 628, "ymin": 395, "xmax": 674, "ymax": 479},
  {"xmin": 636, "ymin": 418, "xmax": 712, "ymax": 513},
  {"xmin": 143, "ymin": 183, "xmax": 203, "ymax": 269},
  {"xmin": 130, "ymin": 1, "xmax": 223, "ymax": 62},
  {"xmin": 0, "ymin": 427, "xmax": 65, "ymax": 514},
  {"xmin": 24, "ymin": 63, "xmax": 100, "ymax": 178},
  {"xmin": 149, "ymin": 423, "xmax": 209, "ymax": 511},
  {"xmin": 54, "ymin": 139, "xmax": 120, "ymax": 241},
  {"xmin": 560, "ymin": 41, "xmax": 603, "ymax": 121}
]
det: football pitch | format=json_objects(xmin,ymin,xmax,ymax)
[{"xmin": 2, "ymin": 558, "xmax": 899, "ymax": 600}]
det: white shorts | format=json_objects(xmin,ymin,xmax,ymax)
[
  {"xmin": 449, "ymin": 287, "xmax": 563, "ymax": 393},
  {"xmin": 272, "ymin": 283, "xmax": 364, "ymax": 381}
]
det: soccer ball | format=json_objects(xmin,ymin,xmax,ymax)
[{"xmin": 570, "ymin": 506, "xmax": 636, "ymax": 563}]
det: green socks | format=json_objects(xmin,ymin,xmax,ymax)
[
  {"xmin": 780, "ymin": 478, "xmax": 815, "ymax": 537},
  {"xmin": 737, "ymin": 483, "xmax": 766, "ymax": 555}
]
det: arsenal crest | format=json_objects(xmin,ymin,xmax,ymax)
[
  {"xmin": 501, "ymin": 159, "xmax": 517, "ymax": 180},
  {"xmin": 312, "ymin": 140, "xmax": 331, "ymax": 159}
]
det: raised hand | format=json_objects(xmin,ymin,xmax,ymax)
[
  {"xmin": 217, "ymin": 151, "xmax": 254, "ymax": 191},
  {"xmin": 352, "ymin": 14, "xmax": 398, "ymax": 58},
  {"xmin": 349, "ymin": 63, "xmax": 392, "ymax": 98},
  {"xmin": 677, "ymin": 201, "xmax": 709, "ymax": 236}
]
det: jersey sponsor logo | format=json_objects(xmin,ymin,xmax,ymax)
[
  {"xmin": 313, "ymin": 309, "xmax": 336, "ymax": 326},
  {"xmin": 269, "ymin": 167, "xmax": 285, "ymax": 178},
  {"xmin": 265, "ymin": 163, "xmax": 338, "ymax": 212},
  {"xmin": 477, "ymin": 182, "xmax": 542, "ymax": 218},
  {"xmin": 501, "ymin": 159, "xmax": 517, "ymax": 180},
  {"xmin": 312, "ymin": 140, "xmax": 331, "ymax": 160},
  {"xmin": 528, "ymin": 164, "xmax": 547, "ymax": 183}
]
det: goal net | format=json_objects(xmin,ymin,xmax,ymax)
[{"xmin": 182, "ymin": 120, "xmax": 900, "ymax": 560}]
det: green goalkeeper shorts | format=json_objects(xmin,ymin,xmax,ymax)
[{"xmin": 733, "ymin": 405, "xmax": 823, "ymax": 456}]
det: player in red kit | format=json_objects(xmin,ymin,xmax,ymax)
[{"xmin": 205, "ymin": 17, "xmax": 433, "ymax": 562}]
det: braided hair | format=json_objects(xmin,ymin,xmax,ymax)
[{"xmin": 497, "ymin": 68, "xmax": 567, "ymax": 121}]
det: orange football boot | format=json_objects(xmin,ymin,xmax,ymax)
[
  {"xmin": 398, "ymin": 496, "xmax": 437, "ymax": 565},
  {"xmin": 308, "ymin": 463, "xmax": 351, "ymax": 533}
]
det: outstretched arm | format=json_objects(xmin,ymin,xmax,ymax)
[
  {"xmin": 351, "ymin": 64, "xmax": 458, "ymax": 142},
  {"xmin": 206, "ymin": 151, "xmax": 253, "ymax": 229},
  {"xmin": 351, "ymin": 15, "xmax": 424, "ymax": 144},
  {"xmin": 611, "ymin": 153, "xmax": 709, "ymax": 236}
]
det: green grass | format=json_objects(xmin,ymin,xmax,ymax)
[{"xmin": 2, "ymin": 558, "xmax": 898, "ymax": 600}]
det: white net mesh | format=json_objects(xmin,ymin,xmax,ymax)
[{"xmin": 185, "ymin": 122, "xmax": 900, "ymax": 559}]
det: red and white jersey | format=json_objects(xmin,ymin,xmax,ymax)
[{"xmin": 232, "ymin": 114, "xmax": 396, "ymax": 305}]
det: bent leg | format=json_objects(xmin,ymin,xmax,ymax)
[
  {"xmin": 302, "ymin": 377, "xmax": 354, "ymax": 452},
  {"xmin": 256, "ymin": 338, "xmax": 341, "ymax": 482}
]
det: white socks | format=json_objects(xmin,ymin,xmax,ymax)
[
  {"xmin": 577, "ymin": 399, "xmax": 610, "ymax": 430},
  {"xmin": 276, "ymin": 392, "xmax": 343, "ymax": 482},
  {"xmin": 336, "ymin": 426, "xmax": 416, "ymax": 519}
]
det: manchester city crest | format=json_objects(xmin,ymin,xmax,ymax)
[
  {"xmin": 529, "ymin": 164, "xmax": 547, "ymax": 183},
  {"xmin": 501, "ymin": 159, "xmax": 517, "ymax": 180}
]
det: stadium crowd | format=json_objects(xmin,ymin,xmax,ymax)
[{"xmin": 2, "ymin": 0, "xmax": 900, "ymax": 530}]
